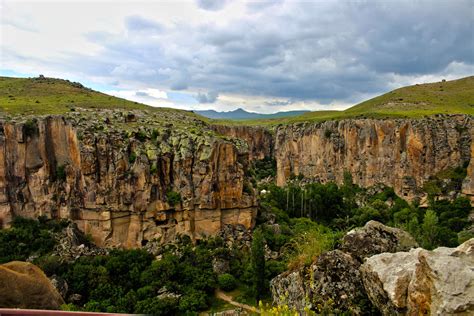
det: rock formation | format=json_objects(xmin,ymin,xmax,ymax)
[
  {"xmin": 0, "ymin": 261, "xmax": 65, "ymax": 309},
  {"xmin": 211, "ymin": 125, "xmax": 274, "ymax": 161},
  {"xmin": 361, "ymin": 238, "xmax": 474, "ymax": 315},
  {"xmin": 341, "ymin": 220, "xmax": 419, "ymax": 261},
  {"xmin": 0, "ymin": 109, "xmax": 257, "ymax": 247},
  {"xmin": 270, "ymin": 221, "xmax": 418, "ymax": 314},
  {"xmin": 274, "ymin": 115, "xmax": 473, "ymax": 201}
]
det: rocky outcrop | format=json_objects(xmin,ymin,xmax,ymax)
[
  {"xmin": 0, "ymin": 261, "xmax": 65, "ymax": 309},
  {"xmin": 361, "ymin": 238, "xmax": 474, "ymax": 315},
  {"xmin": 462, "ymin": 138, "xmax": 474, "ymax": 203},
  {"xmin": 0, "ymin": 109, "xmax": 257, "ymax": 247},
  {"xmin": 341, "ymin": 220, "xmax": 419, "ymax": 261},
  {"xmin": 270, "ymin": 221, "xmax": 417, "ymax": 313},
  {"xmin": 211, "ymin": 125, "xmax": 274, "ymax": 160},
  {"xmin": 274, "ymin": 115, "xmax": 473, "ymax": 201}
]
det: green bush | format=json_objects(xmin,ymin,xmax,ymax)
[
  {"xmin": 129, "ymin": 152, "xmax": 137, "ymax": 164},
  {"xmin": 135, "ymin": 131, "xmax": 147, "ymax": 142},
  {"xmin": 166, "ymin": 190, "xmax": 181, "ymax": 206},
  {"xmin": 23, "ymin": 119, "xmax": 39, "ymax": 137},
  {"xmin": 218, "ymin": 273, "xmax": 237, "ymax": 292},
  {"xmin": 56, "ymin": 165, "xmax": 67, "ymax": 181}
]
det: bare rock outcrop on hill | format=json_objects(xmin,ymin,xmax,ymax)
[{"xmin": 0, "ymin": 261, "xmax": 65, "ymax": 309}]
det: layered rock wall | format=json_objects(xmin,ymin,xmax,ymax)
[
  {"xmin": 0, "ymin": 115, "xmax": 257, "ymax": 247},
  {"xmin": 211, "ymin": 125, "xmax": 274, "ymax": 160},
  {"xmin": 274, "ymin": 115, "xmax": 473, "ymax": 201}
]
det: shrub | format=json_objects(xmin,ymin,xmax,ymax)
[
  {"xmin": 56, "ymin": 165, "xmax": 67, "ymax": 181},
  {"xmin": 166, "ymin": 190, "xmax": 181, "ymax": 206},
  {"xmin": 283, "ymin": 220, "xmax": 336, "ymax": 269},
  {"xmin": 129, "ymin": 152, "xmax": 137, "ymax": 164},
  {"xmin": 324, "ymin": 128, "xmax": 332, "ymax": 138},
  {"xmin": 218, "ymin": 273, "xmax": 237, "ymax": 292},
  {"xmin": 135, "ymin": 130, "xmax": 147, "ymax": 142},
  {"xmin": 23, "ymin": 119, "xmax": 38, "ymax": 137}
]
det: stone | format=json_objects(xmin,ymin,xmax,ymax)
[
  {"xmin": 270, "ymin": 250, "xmax": 370, "ymax": 314},
  {"xmin": 270, "ymin": 269, "xmax": 309, "ymax": 311},
  {"xmin": 49, "ymin": 274, "xmax": 69, "ymax": 299},
  {"xmin": 0, "ymin": 261, "xmax": 65, "ymax": 309},
  {"xmin": 341, "ymin": 220, "xmax": 418, "ymax": 261},
  {"xmin": 360, "ymin": 238, "xmax": 474, "ymax": 315}
]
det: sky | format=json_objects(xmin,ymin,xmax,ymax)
[{"xmin": 1, "ymin": 0, "xmax": 473, "ymax": 113}]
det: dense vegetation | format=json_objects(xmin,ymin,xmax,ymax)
[{"xmin": 0, "ymin": 163, "xmax": 471, "ymax": 314}]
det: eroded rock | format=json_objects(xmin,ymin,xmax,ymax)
[
  {"xmin": 341, "ymin": 220, "xmax": 419, "ymax": 261},
  {"xmin": 361, "ymin": 238, "xmax": 474, "ymax": 315},
  {"xmin": 0, "ymin": 261, "xmax": 65, "ymax": 309}
]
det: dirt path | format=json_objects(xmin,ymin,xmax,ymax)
[{"xmin": 215, "ymin": 290, "xmax": 260, "ymax": 314}]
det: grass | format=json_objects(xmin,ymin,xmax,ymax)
[
  {"xmin": 210, "ymin": 76, "xmax": 474, "ymax": 126},
  {"xmin": 1, "ymin": 75, "xmax": 472, "ymax": 125},
  {"xmin": 0, "ymin": 76, "xmax": 203, "ymax": 121}
]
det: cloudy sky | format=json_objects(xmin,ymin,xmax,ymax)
[{"xmin": 1, "ymin": 0, "xmax": 473, "ymax": 113}]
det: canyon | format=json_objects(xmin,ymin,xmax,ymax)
[{"xmin": 0, "ymin": 110, "xmax": 472, "ymax": 248}]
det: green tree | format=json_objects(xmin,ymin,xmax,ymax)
[
  {"xmin": 421, "ymin": 210, "xmax": 439, "ymax": 249},
  {"xmin": 251, "ymin": 228, "xmax": 266, "ymax": 303}
]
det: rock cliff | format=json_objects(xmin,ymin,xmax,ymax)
[
  {"xmin": 274, "ymin": 115, "xmax": 473, "ymax": 201},
  {"xmin": 0, "ymin": 109, "xmax": 257, "ymax": 247}
]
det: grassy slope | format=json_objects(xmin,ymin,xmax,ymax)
[
  {"xmin": 1, "ymin": 75, "xmax": 473, "ymax": 124},
  {"xmin": 210, "ymin": 76, "xmax": 474, "ymax": 126},
  {"xmin": 0, "ymin": 76, "xmax": 203, "ymax": 121}
]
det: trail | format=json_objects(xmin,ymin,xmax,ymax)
[{"xmin": 215, "ymin": 290, "xmax": 260, "ymax": 314}]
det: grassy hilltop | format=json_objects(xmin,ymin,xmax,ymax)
[
  {"xmin": 210, "ymin": 76, "xmax": 474, "ymax": 126},
  {"xmin": 1, "ymin": 75, "xmax": 473, "ymax": 124}
]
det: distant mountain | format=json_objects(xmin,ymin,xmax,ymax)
[{"xmin": 195, "ymin": 108, "xmax": 309, "ymax": 120}]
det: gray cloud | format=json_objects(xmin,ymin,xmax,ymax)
[
  {"xmin": 125, "ymin": 15, "xmax": 163, "ymax": 33},
  {"xmin": 196, "ymin": 91, "xmax": 219, "ymax": 103},
  {"xmin": 10, "ymin": 0, "xmax": 472, "ymax": 110},
  {"xmin": 196, "ymin": 0, "xmax": 229, "ymax": 11}
]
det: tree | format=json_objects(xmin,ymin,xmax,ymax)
[
  {"xmin": 251, "ymin": 228, "xmax": 266, "ymax": 303},
  {"xmin": 421, "ymin": 210, "xmax": 439, "ymax": 249}
]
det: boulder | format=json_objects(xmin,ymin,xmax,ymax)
[
  {"xmin": 270, "ymin": 269, "xmax": 309, "ymax": 311},
  {"xmin": 270, "ymin": 222, "xmax": 417, "ymax": 313},
  {"xmin": 341, "ymin": 220, "xmax": 418, "ymax": 261},
  {"xmin": 0, "ymin": 261, "xmax": 65, "ymax": 309},
  {"xmin": 361, "ymin": 238, "xmax": 474, "ymax": 315},
  {"xmin": 308, "ymin": 250, "xmax": 369, "ymax": 314},
  {"xmin": 270, "ymin": 250, "xmax": 371, "ymax": 313},
  {"xmin": 49, "ymin": 274, "xmax": 69, "ymax": 299}
]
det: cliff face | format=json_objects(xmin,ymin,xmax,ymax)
[
  {"xmin": 274, "ymin": 115, "xmax": 473, "ymax": 201},
  {"xmin": 0, "ymin": 110, "xmax": 257, "ymax": 248},
  {"xmin": 211, "ymin": 125, "xmax": 274, "ymax": 160}
]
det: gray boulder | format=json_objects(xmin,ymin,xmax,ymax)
[
  {"xmin": 361, "ymin": 238, "xmax": 474, "ymax": 315},
  {"xmin": 341, "ymin": 220, "xmax": 418, "ymax": 261}
]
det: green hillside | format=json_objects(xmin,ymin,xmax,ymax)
[
  {"xmin": 345, "ymin": 75, "xmax": 474, "ymax": 117},
  {"xmin": 1, "ymin": 75, "xmax": 472, "ymax": 123},
  {"xmin": 0, "ymin": 76, "xmax": 202, "ymax": 120},
  {"xmin": 210, "ymin": 76, "xmax": 474, "ymax": 126}
]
